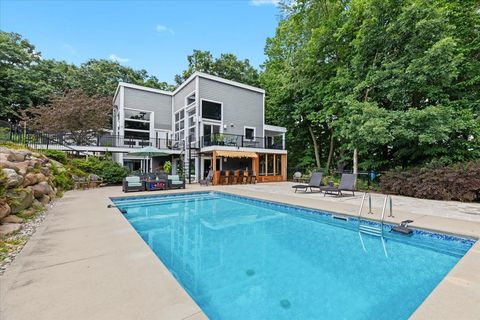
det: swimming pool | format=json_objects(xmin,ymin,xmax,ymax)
[{"xmin": 112, "ymin": 192, "xmax": 475, "ymax": 320}]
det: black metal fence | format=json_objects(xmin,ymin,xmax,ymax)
[{"xmin": 201, "ymin": 133, "xmax": 285, "ymax": 150}]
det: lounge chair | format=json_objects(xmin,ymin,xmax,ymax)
[
  {"xmin": 291, "ymin": 172, "xmax": 323, "ymax": 193},
  {"xmin": 199, "ymin": 170, "xmax": 213, "ymax": 186},
  {"xmin": 321, "ymin": 174, "xmax": 357, "ymax": 196},
  {"xmin": 168, "ymin": 175, "xmax": 185, "ymax": 189},
  {"xmin": 122, "ymin": 176, "xmax": 144, "ymax": 192}
]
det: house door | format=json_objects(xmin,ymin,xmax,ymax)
[{"xmin": 202, "ymin": 123, "xmax": 221, "ymax": 146}]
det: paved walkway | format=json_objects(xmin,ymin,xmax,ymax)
[
  {"xmin": 231, "ymin": 182, "xmax": 480, "ymax": 222},
  {"xmin": 1, "ymin": 183, "xmax": 479, "ymax": 320}
]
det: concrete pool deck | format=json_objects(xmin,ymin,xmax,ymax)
[{"xmin": 1, "ymin": 183, "xmax": 479, "ymax": 319}]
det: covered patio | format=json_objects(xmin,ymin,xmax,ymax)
[{"xmin": 208, "ymin": 150, "xmax": 287, "ymax": 185}]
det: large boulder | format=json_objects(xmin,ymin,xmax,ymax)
[
  {"xmin": 0, "ymin": 202, "xmax": 11, "ymax": 220},
  {"xmin": 7, "ymin": 150, "xmax": 30, "ymax": 162},
  {"xmin": 31, "ymin": 181, "xmax": 53, "ymax": 199},
  {"xmin": 3, "ymin": 168, "xmax": 24, "ymax": 188},
  {"xmin": 0, "ymin": 223, "xmax": 22, "ymax": 237},
  {"xmin": 1, "ymin": 215, "xmax": 23, "ymax": 223},
  {"xmin": 23, "ymin": 172, "xmax": 39, "ymax": 187},
  {"xmin": 6, "ymin": 187, "xmax": 34, "ymax": 214}
]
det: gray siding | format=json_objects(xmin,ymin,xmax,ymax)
[
  {"xmin": 173, "ymin": 79, "xmax": 196, "ymax": 112},
  {"xmin": 123, "ymin": 87, "xmax": 172, "ymax": 130},
  {"xmin": 198, "ymin": 77, "xmax": 264, "ymax": 137}
]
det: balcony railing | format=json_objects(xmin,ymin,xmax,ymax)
[{"xmin": 201, "ymin": 133, "xmax": 285, "ymax": 150}]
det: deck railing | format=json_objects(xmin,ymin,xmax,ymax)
[{"xmin": 201, "ymin": 133, "xmax": 285, "ymax": 150}]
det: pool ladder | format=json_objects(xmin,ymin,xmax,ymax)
[{"xmin": 358, "ymin": 192, "xmax": 393, "ymax": 237}]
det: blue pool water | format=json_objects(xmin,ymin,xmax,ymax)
[{"xmin": 112, "ymin": 192, "xmax": 475, "ymax": 320}]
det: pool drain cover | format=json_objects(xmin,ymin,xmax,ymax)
[
  {"xmin": 280, "ymin": 299, "xmax": 291, "ymax": 309},
  {"xmin": 246, "ymin": 269, "xmax": 255, "ymax": 276}
]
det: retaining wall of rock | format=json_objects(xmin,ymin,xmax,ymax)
[{"xmin": 0, "ymin": 147, "xmax": 62, "ymax": 237}]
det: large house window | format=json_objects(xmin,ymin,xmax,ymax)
[
  {"xmin": 202, "ymin": 100, "xmax": 222, "ymax": 121},
  {"xmin": 123, "ymin": 108, "xmax": 152, "ymax": 143},
  {"xmin": 174, "ymin": 109, "xmax": 185, "ymax": 141}
]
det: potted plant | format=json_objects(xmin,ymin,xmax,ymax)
[{"xmin": 163, "ymin": 160, "xmax": 172, "ymax": 174}]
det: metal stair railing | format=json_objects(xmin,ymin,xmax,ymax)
[{"xmin": 358, "ymin": 193, "xmax": 393, "ymax": 237}]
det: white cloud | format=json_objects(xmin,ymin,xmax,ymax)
[
  {"xmin": 250, "ymin": 0, "xmax": 279, "ymax": 6},
  {"xmin": 109, "ymin": 54, "xmax": 130, "ymax": 63},
  {"xmin": 156, "ymin": 25, "xmax": 175, "ymax": 34}
]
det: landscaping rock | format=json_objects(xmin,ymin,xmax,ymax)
[
  {"xmin": 1, "ymin": 215, "xmax": 23, "ymax": 223},
  {"xmin": 23, "ymin": 173, "xmax": 38, "ymax": 187},
  {"xmin": 0, "ymin": 202, "xmax": 11, "ymax": 220},
  {"xmin": 35, "ymin": 173, "xmax": 46, "ymax": 183},
  {"xmin": 6, "ymin": 187, "xmax": 34, "ymax": 214},
  {"xmin": 40, "ymin": 167, "xmax": 50, "ymax": 176},
  {"xmin": 10, "ymin": 161, "xmax": 29, "ymax": 175},
  {"xmin": 0, "ymin": 147, "xmax": 12, "ymax": 154},
  {"xmin": 31, "ymin": 181, "xmax": 53, "ymax": 198},
  {"xmin": 0, "ymin": 223, "xmax": 22, "ymax": 237},
  {"xmin": 3, "ymin": 168, "xmax": 24, "ymax": 187},
  {"xmin": 32, "ymin": 199, "xmax": 42, "ymax": 208},
  {"xmin": 7, "ymin": 151, "xmax": 30, "ymax": 162},
  {"xmin": 39, "ymin": 195, "xmax": 51, "ymax": 205}
]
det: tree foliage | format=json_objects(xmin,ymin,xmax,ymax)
[
  {"xmin": 175, "ymin": 49, "xmax": 260, "ymax": 86},
  {"xmin": 262, "ymin": 0, "xmax": 480, "ymax": 171},
  {"xmin": 22, "ymin": 89, "xmax": 111, "ymax": 144},
  {"xmin": 0, "ymin": 31, "xmax": 174, "ymax": 120}
]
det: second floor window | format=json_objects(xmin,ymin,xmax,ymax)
[
  {"xmin": 202, "ymin": 100, "xmax": 222, "ymax": 121},
  {"xmin": 244, "ymin": 127, "xmax": 255, "ymax": 140}
]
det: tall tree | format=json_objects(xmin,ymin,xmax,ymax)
[{"xmin": 175, "ymin": 50, "xmax": 260, "ymax": 86}]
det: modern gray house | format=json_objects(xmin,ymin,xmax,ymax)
[{"xmin": 112, "ymin": 72, "xmax": 287, "ymax": 184}]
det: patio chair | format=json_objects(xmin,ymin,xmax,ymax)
[
  {"xmin": 292, "ymin": 171, "xmax": 302, "ymax": 182},
  {"xmin": 122, "ymin": 176, "xmax": 145, "ymax": 192},
  {"xmin": 199, "ymin": 170, "xmax": 213, "ymax": 186},
  {"xmin": 89, "ymin": 174, "xmax": 104, "ymax": 188},
  {"xmin": 237, "ymin": 170, "xmax": 247, "ymax": 184},
  {"xmin": 247, "ymin": 170, "xmax": 257, "ymax": 184},
  {"xmin": 228, "ymin": 170, "xmax": 236, "ymax": 184},
  {"xmin": 220, "ymin": 171, "xmax": 228, "ymax": 185},
  {"xmin": 168, "ymin": 175, "xmax": 185, "ymax": 189},
  {"xmin": 321, "ymin": 174, "xmax": 357, "ymax": 196},
  {"xmin": 291, "ymin": 172, "xmax": 323, "ymax": 193},
  {"xmin": 72, "ymin": 175, "xmax": 87, "ymax": 190}
]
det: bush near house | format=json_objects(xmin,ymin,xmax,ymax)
[
  {"xmin": 70, "ymin": 157, "xmax": 128, "ymax": 184},
  {"xmin": 380, "ymin": 162, "xmax": 480, "ymax": 202}
]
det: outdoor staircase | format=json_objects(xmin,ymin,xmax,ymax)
[{"xmin": 357, "ymin": 192, "xmax": 393, "ymax": 237}]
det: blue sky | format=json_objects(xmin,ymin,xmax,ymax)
[{"xmin": 0, "ymin": 0, "xmax": 281, "ymax": 83}]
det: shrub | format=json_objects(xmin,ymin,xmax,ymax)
[
  {"xmin": 70, "ymin": 157, "xmax": 127, "ymax": 184},
  {"xmin": 163, "ymin": 161, "xmax": 172, "ymax": 174},
  {"xmin": 380, "ymin": 162, "xmax": 480, "ymax": 202},
  {"xmin": 98, "ymin": 161, "xmax": 128, "ymax": 184},
  {"xmin": 50, "ymin": 163, "xmax": 74, "ymax": 191},
  {"xmin": 40, "ymin": 149, "xmax": 68, "ymax": 164}
]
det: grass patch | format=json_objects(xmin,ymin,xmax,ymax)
[{"xmin": 0, "ymin": 236, "xmax": 28, "ymax": 261}]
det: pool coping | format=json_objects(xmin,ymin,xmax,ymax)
[{"xmin": 113, "ymin": 188, "xmax": 480, "ymax": 319}]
